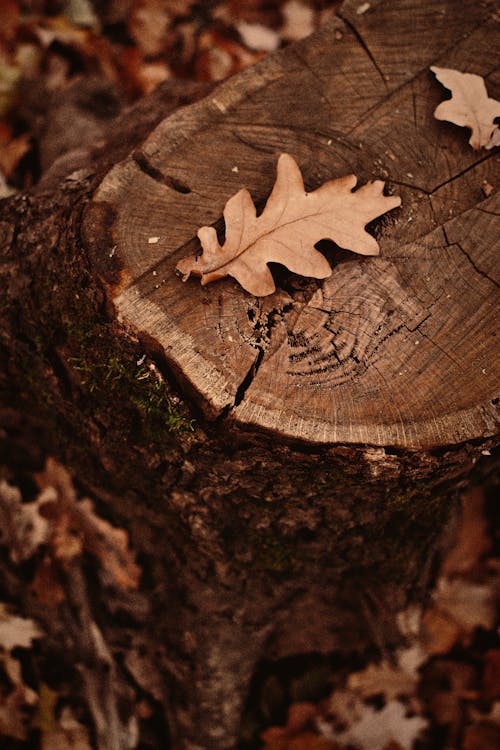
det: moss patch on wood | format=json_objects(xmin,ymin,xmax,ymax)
[{"xmin": 0, "ymin": 190, "xmax": 193, "ymax": 490}]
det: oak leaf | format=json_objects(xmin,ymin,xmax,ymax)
[
  {"xmin": 176, "ymin": 153, "xmax": 401, "ymax": 296},
  {"xmin": 347, "ymin": 660, "xmax": 417, "ymax": 703},
  {"xmin": 324, "ymin": 700, "xmax": 428, "ymax": 750},
  {"xmin": 35, "ymin": 459, "xmax": 141, "ymax": 590},
  {"xmin": 431, "ymin": 66, "xmax": 500, "ymax": 150},
  {"xmin": 0, "ymin": 604, "xmax": 43, "ymax": 651}
]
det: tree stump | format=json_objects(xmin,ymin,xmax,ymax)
[
  {"xmin": 86, "ymin": 0, "xmax": 499, "ymax": 449},
  {"xmin": 1, "ymin": 1, "xmax": 499, "ymax": 749}
]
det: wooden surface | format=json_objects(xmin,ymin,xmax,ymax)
[{"xmin": 87, "ymin": 0, "xmax": 500, "ymax": 449}]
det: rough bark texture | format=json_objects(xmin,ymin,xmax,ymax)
[{"xmin": 0, "ymin": 2, "xmax": 499, "ymax": 749}]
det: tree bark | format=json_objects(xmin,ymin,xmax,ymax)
[{"xmin": 1, "ymin": 1, "xmax": 499, "ymax": 749}]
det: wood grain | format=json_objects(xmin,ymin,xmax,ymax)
[{"xmin": 87, "ymin": 0, "xmax": 499, "ymax": 448}]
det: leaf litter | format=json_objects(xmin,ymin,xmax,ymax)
[
  {"xmin": 0, "ymin": 1, "xmax": 341, "ymax": 193},
  {"xmin": 257, "ymin": 485, "xmax": 500, "ymax": 750},
  {"xmin": 0, "ymin": 459, "xmax": 142, "ymax": 746}
]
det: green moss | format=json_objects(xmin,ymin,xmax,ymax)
[
  {"xmin": 8, "ymin": 212, "xmax": 194, "ymax": 475},
  {"xmin": 68, "ymin": 343, "xmax": 194, "ymax": 437}
]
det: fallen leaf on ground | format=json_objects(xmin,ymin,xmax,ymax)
[
  {"xmin": 0, "ymin": 479, "xmax": 50, "ymax": 562},
  {"xmin": 195, "ymin": 28, "xmax": 263, "ymax": 81},
  {"xmin": 321, "ymin": 699, "xmax": 428, "ymax": 750},
  {"xmin": 237, "ymin": 20, "xmax": 281, "ymax": 51},
  {"xmin": 76, "ymin": 498, "xmax": 142, "ymax": 589},
  {"xmin": 0, "ymin": 605, "xmax": 41, "ymax": 740},
  {"xmin": 423, "ymin": 659, "xmax": 477, "ymax": 730},
  {"xmin": 0, "ymin": 604, "xmax": 43, "ymax": 650},
  {"xmin": 128, "ymin": 0, "xmax": 175, "ymax": 58},
  {"xmin": 432, "ymin": 577, "xmax": 497, "ymax": 633},
  {"xmin": 0, "ymin": 167, "xmax": 16, "ymax": 197},
  {"xmin": 422, "ymin": 573, "xmax": 498, "ymax": 656},
  {"xmin": 36, "ymin": 459, "xmax": 141, "ymax": 590},
  {"xmin": 0, "ymin": 60, "xmax": 21, "ymax": 116},
  {"xmin": 0, "ymin": 131, "xmax": 31, "ymax": 178},
  {"xmin": 323, "ymin": 688, "xmax": 363, "ymax": 728},
  {"xmin": 421, "ymin": 607, "xmax": 461, "ymax": 655},
  {"xmin": 430, "ymin": 66, "xmax": 500, "ymax": 149},
  {"xmin": 281, "ymin": 0, "xmax": 315, "ymax": 41},
  {"xmin": 0, "ymin": 668, "xmax": 38, "ymax": 740},
  {"xmin": 347, "ymin": 659, "xmax": 417, "ymax": 702},
  {"xmin": 40, "ymin": 705, "xmax": 93, "ymax": 750},
  {"xmin": 176, "ymin": 153, "xmax": 400, "ymax": 296}
]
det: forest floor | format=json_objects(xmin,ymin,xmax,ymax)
[{"xmin": 1, "ymin": 2, "xmax": 499, "ymax": 749}]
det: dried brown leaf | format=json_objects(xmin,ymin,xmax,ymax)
[
  {"xmin": 422, "ymin": 607, "xmax": 461, "ymax": 655},
  {"xmin": 431, "ymin": 66, "xmax": 500, "ymax": 149},
  {"xmin": 77, "ymin": 498, "xmax": 141, "ymax": 589},
  {"xmin": 176, "ymin": 153, "xmax": 401, "ymax": 296},
  {"xmin": 0, "ymin": 604, "xmax": 43, "ymax": 651},
  {"xmin": 433, "ymin": 578, "xmax": 497, "ymax": 633},
  {"xmin": 0, "ymin": 131, "xmax": 31, "ymax": 178},
  {"xmin": 0, "ymin": 480, "xmax": 50, "ymax": 562},
  {"xmin": 0, "ymin": 606, "xmax": 41, "ymax": 740},
  {"xmin": 0, "ymin": 677, "xmax": 38, "ymax": 740},
  {"xmin": 40, "ymin": 706, "xmax": 93, "ymax": 750},
  {"xmin": 347, "ymin": 660, "xmax": 417, "ymax": 702},
  {"xmin": 36, "ymin": 459, "xmax": 141, "ymax": 590},
  {"xmin": 324, "ymin": 700, "xmax": 428, "ymax": 750},
  {"xmin": 281, "ymin": 1, "xmax": 315, "ymax": 42}
]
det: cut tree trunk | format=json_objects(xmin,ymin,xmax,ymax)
[{"xmin": 1, "ymin": 1, "xmax": 499, "ymax": 749}]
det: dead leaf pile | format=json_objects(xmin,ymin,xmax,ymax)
[
  {"xmin": 259, "ymin": 487, "xmax": 500, "ymax": 750},
  {"xmin": 177, "ymin": 153, "xmax": 401, "ymax": 296},
  {"xmin": 0, "ymin": 460, "xmax": 144, "ymax": 746},
  {"xmin": 431, "ymin": 66, "xmax": 500, "ymax": 149},
  {"xmin": 0, "ymin": 459, "xmax": 140, "ymax": 599},
  {"xmin": 0, "ymin": 1, "xmax": 342, "ymax": 193}
]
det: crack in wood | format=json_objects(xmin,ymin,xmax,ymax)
[
  {"xmin": 414, "ymin": 329, "xmax": 465, "ymax": 370},
  {"xmin": 338, "ymin": 13, "xmax": 388, "ymax": 91},
  {"xmin": 475, "ymin": 207, "xmax": 500, "ymax": 217},
  {"xmin": 430, "ymin": 150, "xmax": 498, "ymax": 195},
  {"xmin": 132, "ymin": 150, "xmax": 192, "ymax": 194},
  {"xmin": 387, "ymin": 150, "xmax": 498, "ymax": 196},
  {"xmin": 442, "ymin": 225, "xmax": 500, "ymax": 290},
  {"xmin": 344, "ymin": 12, "xmax": 495, "ymax": 138},
  {"xmin": 230, "ymin": 302, "xmax": 294, "ymax": 408},
  {"xmin": 232, "ymin": 348, "xmax": 264, "ymax": 408}
]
